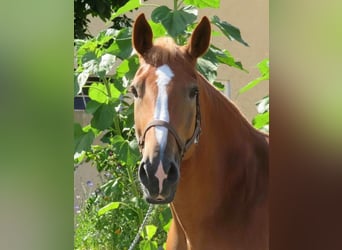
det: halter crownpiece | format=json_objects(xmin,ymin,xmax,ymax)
[{"xmin": 138, "ymin": 94, "xmax": 201, "ymax": 158}]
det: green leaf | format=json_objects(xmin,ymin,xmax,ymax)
[
  {"xmin": 85, "ymin": 100, "xmax": 102, "ymax": 114},
  {"xmin": 110, "ymin": 0, "xmax": 141, "ymax": 20},
  {"xmin": 196, "ymin": 57, "xmax": 217, "ymax": 83},
  {"xmin": 88, "ymin": 82, "xmax": 108, "ymax": 103},
  {"xmin": 152, "ymin": 6, "xmax": 197, "ymax": 38},
  {"xmin": 183, "ymin": 0, "xmax": 220, "ymax": 8},
  {"xmin": 211, "ymin": 16, "xmax": 248, "ymax": 46},
  {"xmin": 163, "ymin": 219, "xmax": 172, "ymax": 232},
  {"xmin": 148, "ymin": 20, "xmax": 167, "ymax": 38},
  {"xmin": 81, "ymin": 51, "xmax": 97, "ymax": 64},
  {"xmin": 98, "ymin": 202, "xmax": 120, "ymax": 216},
  {"xmin": 91, "ymin": 103, "xmax": 115, "ymax": 130},
  {"xmin": 239, "ymin": 59, "xmax": 269, "ymax": 94},
  {"xmin": 239, "ymin": 76, "xmax": 268, "ymax": 94},
  {"xmin": 204, "ymin": 45, "xmax": 245, "ymax": 71},
  {"xmin": 115, "ymin": 56, "xmax": 140, "ymax": 81},
  {"xmin": 202, "ymin": 45, "xmax": 244, "ymax": 73},
  {"xmin": 142, "ymin": 225, "xmax": 157, "ymax": 240},
  {"xmin": 139, "ymin": 240, "xmax": 158, "ymax": 250},
  {"xmin": 252, "ymin": 112, "xmax": 269, "ymax": 129},
  {"xmin": 120, "ymin": 140, "xmax": 140, "ymax": 166},
  {"xmin": 106, "ymin": 28, "xmax": 133, "ymax": 59},
  {"xmin": 213, "ymin": 81, "xmax": 224, "ymax": 91},
  {"xmin": 112, "ymin": 135, "xmax": 140, "ymax": 166},
  {"xmin": 74, "ymin": 123, "xmax": 95, "ymax": 153},
  {"xmin": 110, "ymin": 83, "xmax": 122, "ymax": 100},
  {"xmin": 257, "ymin": 58, "xmax": 269, "ymax": 77}
]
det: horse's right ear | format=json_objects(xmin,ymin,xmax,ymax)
[{"xmin": 132, "ymin": 14, "xmax": 153, "ymax": 56}]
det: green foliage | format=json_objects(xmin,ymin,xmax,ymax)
[
  {"xmin": 211, "ymin": 15, "xmax": 249, "ymax": 46},
  {"xmin": 74, "ymin": 0, "xmax": 133, "ymax": 39},
  {"xmin": 183, "ymin": 0, "xmax": 220, "ymax": 8},
  {"xmin": 151, "ymin": 6, "xmax": 197, "ymax": 38},
  {"xmin": 239, "ymin": 59, "xmax": 269, "ymax": 94},
  {"xmin": 74, "ymin": 0, "xmax": 252, "ymax": 249},
  {"xmin": 240, "ymin": 59, "xmax": 269, "ymax": 132}
]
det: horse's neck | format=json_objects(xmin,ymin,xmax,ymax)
[{"xmin": 173, "ymin": 76, "xmax": 268, "ymax": 229}]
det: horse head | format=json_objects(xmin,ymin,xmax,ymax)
[{"xmin": 131, "ymin": 14, "xmax": 211, "ymax": 204}]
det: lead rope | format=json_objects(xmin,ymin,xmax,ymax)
[{"xmin": 128, "ymin": 204, "xmax": 154, "ymax": 250}]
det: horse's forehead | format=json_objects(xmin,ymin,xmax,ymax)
[{"xmin": 134, "ymin": 62, "xmax": 193, "ymax": 90}]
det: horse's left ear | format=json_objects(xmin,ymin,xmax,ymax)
[
  {"xmin": 132, "ymin": 13, "xmax": 153, "ymax": 56},
  {"xmin": 186, "ymin": 16, "xmax": 211, "ymax": 59}
]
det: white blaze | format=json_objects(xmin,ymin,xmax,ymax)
[{"xmin": 154, "ymin": 64, "xmax": 174, "ymax": 193}]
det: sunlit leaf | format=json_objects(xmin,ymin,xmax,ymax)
[
  {"xmin": 163, "ymin": 219, "xmax": 172, "ymax": 232},
  {"xmin": 184, "ymin": 0, "xmax": 220, "ymax": 8},
  {"xmin": 115, "ymin": 56, "xmax": 140, "ymax": 81},
  {"xmin": 110, "ymin": 0, "xmax": 141, "ymax": 20},
  {"xmin": 257, "ymin": 58, "xmax": 269, "ymax": 76},
  {"xmin": 141, "ymin": 224, "xmax": 157, "ymax": 240},
  {"xmin": 89, "ymin": 82, "xmax": 108, "ymax": 103},
  {"xmin": 239, "ymin": 58, "xmax": 269, "ymax": 94},
  {"xmin": 139, "ymin": 240, "xmax": 158, "ymax": 250},
  {"xmin": 239, "ymin": 76, "xmax": 268, "ymax": 94},
  {"xmin": 252, "ymin": 112, "xmax": 269, "ymax": 129},
  {"xmin": 98, "ymin": 202, "xmax": 120, "ymax": 216},
  {"xmin": 148, "ymin": 20, "xmax": 167, "ymax": 38}
]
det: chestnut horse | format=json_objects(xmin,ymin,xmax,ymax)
[{"xmin": 131, "ymin": 14, "xmax": 268, "ymax": 250}]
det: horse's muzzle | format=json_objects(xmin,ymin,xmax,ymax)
[{"xmin": 138, "ymin": 158, "xmax": 179, "ymax": 204}]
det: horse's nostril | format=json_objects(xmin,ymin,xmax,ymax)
[
  {"xmin": 138, "ymin": 162, "xmax": 148, "ymax": 185},
  {"xmin": 167, "ymin": 162, "xmax": 179, "ymax": 182}
]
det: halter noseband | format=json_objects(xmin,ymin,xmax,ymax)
[{"xmin": 138, "ymin": 94, "xmax": 201, "ymax": 158}]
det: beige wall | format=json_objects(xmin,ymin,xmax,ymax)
[{"xmin": 88, "ymin": 0, "xmax": 269, "ymax": 120}]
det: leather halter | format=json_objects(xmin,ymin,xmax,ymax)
[{"xmin": 138, "ymin": 94, "xmax": 201, "ymax": 158}]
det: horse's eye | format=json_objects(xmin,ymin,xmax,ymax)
[
  {"xmin": 130, "ymin": 85, "xmax": 138, "ymax": 98},
  {"xmin": 189, "ymin": 87, "xmax": 199, "ymax": 99}
]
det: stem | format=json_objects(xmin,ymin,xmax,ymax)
[
  {"xmin": 174, "ymin": 0, "xmax": 178, "ymax": 10},
  {"xmin": 103, "ymin": 77, "xmax": 112, "ymax": 98},
  {"xmin": 113, "ymin": 116, "xmax": 121, "ymax": 136}
]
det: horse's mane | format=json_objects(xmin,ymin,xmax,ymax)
[
  {"xmin": 143, "ymin": 37, "xmax": 184, "ymax": 66},
  {"xmin": 197, "ymin": 73, "xmax": 250, "ymax": 131}
]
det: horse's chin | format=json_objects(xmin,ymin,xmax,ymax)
[
  {"xmin": 143, "ymin": 190, "xmax": 176, "ymax": 204},
  {"xmin": 145, "ymin": 196, "xmax": 174, "ymax": 204}
]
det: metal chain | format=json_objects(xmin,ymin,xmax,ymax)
[{"xmin": 128, "ymin": 204, "xmax": 154, "ymax": 250}]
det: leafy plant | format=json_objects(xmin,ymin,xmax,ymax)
[
  {"xmin": 74, "ymin": 0, "xmax": 250, "ymax": 249},
  {"xmin": 74, "ymin": 0, "xmax": 135, "ymax": 39},
  {"xmin": 240, "ymin": 58, "xmax": 269, "ymax": 132}
]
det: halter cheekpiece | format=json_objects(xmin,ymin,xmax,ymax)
[{"xmin": 138, "ymin": 94, "xmax": 201, "ymax": 158}]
